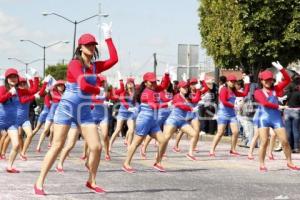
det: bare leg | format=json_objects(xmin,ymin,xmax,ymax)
[
  {"xmin": 35, "ymin": 124, "xmax": 70, "ymax": 189},
  {"xmin": 210, "ymin": 124, "xmax": 227, "ymax": 154},
  {"xmin": 258, "ymin": 127, "xmax": 269, "ymax": 168},
  {"xmin": 109, "ymin": 119, "xmax": 125, "ymax": 152},
  {"xmin": 7, "ymin": 130, "xmax": 19, "ymax": 170},
  {"xmin": 123, "ymin": 134, "xmax": 145, "ymax": 168},
  {"xmin": 57, "ymin": 128, "xmax": 79, "ymax": 169}
]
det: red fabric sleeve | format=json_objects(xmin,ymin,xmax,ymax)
[
  {"xmin": 44, "ymin": 95, "xmax": 51, "ymax": 108},
  {"xmin": 234, "ymin": 83, "xmax": 250, "ymax": 97},
  {"xmin": 219, "ymin": 87, "xmax": 234, "ymax": 108},
  {"xmin": 254, "ymin": 90, "xmax": 279, "ymax": 109},
  {"xmin": 275, "ymin": 68, "xmax": 291, "ymax": 93},
  {"xmin": 114, "ymin": 80, "xmax": 125, "ymax": 95},
  {"xmin": 95, "ymin": 39, "xmax": 118, "ymax": 74},
  {"xmin": 200, "ymin": 81, "xmax": 209, "ymax": 94},
  {"xmin": 156, "ymin": 74, "xmax": 171, "ymax": 92},
  {"xmin": 190, "ymin": 90, "xmax": 202, "ymax": 104},
  {"xmin": 68, "ymin": 60, "xmax": 100, "ymax": 94},
  {"xmin": 0, "ymin": 86, "xmax": 13, "ymax": 103},
  {"xmin": 173, "ymin": 94, "xmax": 192, "ymax": 111},
  {"xmin": 19, "ymin": 95, "xmax": 35, "ymax": 104},
  {"xmin": 51, "ymin": 89, "xmax": 62, "ymax": 103},
  {"xmin": 28, "ymin": 77, "xmax": 39, "ymax": 94},
  {"xmin": 160, "ymin": 91, "xmax": 171, "ymax": 102},
  {"xmin": 109, "ymin": 88, "xmax": 119, "ymax": 101},
  {"xmin": 38, "ymin": 82, "xmax": 47, "ymax": 96}
]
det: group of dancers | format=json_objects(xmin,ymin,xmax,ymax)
[{"xmin": 0, "ymin": 23, "xmax": 299, "ymax": 196}]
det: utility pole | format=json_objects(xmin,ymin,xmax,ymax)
[{"xmin": 153, "ymin": 53, "xmax": 157, "ymax": 76}]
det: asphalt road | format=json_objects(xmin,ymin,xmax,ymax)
[{"xmin": 0, "ymin": 133, "xmax": 300, "ymax": 200}]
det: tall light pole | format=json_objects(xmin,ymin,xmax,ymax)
[
  {"xmin": 8, "ymin": 58, "xmax": 43, "ymax": 74},
  {"xmin": 42, "ymin": 9, "xmax": 109, "ymax": 57},
  {"xmin": 19, "ymin": 40, "xmax": 69, "ymax": 77}
]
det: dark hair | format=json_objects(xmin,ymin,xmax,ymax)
[
  {"xmin": 166, "ymin": 82, "xmax": 174, "ymax": 94},
  {"xmin": 219, "ymin": 76, "xmax": 227, "ymax": 85},
  {"xmin": 136, "ymin": 81, "xmax": 147, "ymax": 104},
  {"xmin": 73, "ymin": 45, "xmax": 99, "ymax": 64},
  {"xmin": 236, "ymin": 80, "xmax": 244, "ymax": 88},
  {"xmin": 5, "ymin": 77, "xmax": 18, "ymax": 91}
]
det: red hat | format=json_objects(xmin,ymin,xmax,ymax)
[
  {"xmin": 143, "ymin": 72, "xmax": 156, "ymax": 82},
  {"xmin": 54, "ymin": 80, "xmax": 65, "ymax": 86},
  {"xmin": 19, "ymin": 77, "xmax": 27, "ymax": 83},
  {"xmin": 227, "ymin": 75, "xmax": 237, "ymax": 82},
  {"xmin": 126, "ymin": 77, "xmax": 135, "ymax": 84},
  {"xmin": 178, "ymin": 81, "xmax": 188, "ymax": 88},
  {"xmin": 5, "ymin": 68, "xmax": 18, "ymax": 78},
  {"xmin": 78, "ymin": 33, "xmax": 98, "ymax": 45},
  {"xmin": 260, "ymin": 70, "xmax": 274, "ymax": 80},
  {"xmin": 190, "ymin": 77, "xmax": 198, "ymax": 84}
]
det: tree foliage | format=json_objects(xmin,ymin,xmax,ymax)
[
  {"xmin": 45, "ymin": 63, "xmax": 67, "ymax": 80},
  {"xmin": 199, "ymin": 0, "xmax": 300, "ymax": 73}
]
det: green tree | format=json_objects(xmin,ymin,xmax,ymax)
[
  {"xmin": 45, "ymin": 63, "xmax": 67, "ymax": 80},
  {"xmin": 199, "ymin": 0, "xmax": 300, "ymax": 73}
]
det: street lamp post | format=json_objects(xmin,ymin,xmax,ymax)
[
  {"xmin": 19, "ymin": 40, "xmax": 69, "ymax": 77},
  {"xmin": 8, "ymin": 57, "xmax": 43, "ymax": 74},
  {"xmin": 42, "ymin": 5, "xmax": 109, "ymax": 57}
]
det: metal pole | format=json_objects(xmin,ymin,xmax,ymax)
[
  {"xmin": 43, "ymin": 46, "xmax": 46, "ymax": 77},
  {"xmin": 153, "ymin": 53, "xmax": 157, "ymax": 76},
  {"xmin": 73, "ymin": 21, "xmax": 77, "ymax": 57}
]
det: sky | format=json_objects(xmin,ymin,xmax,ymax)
[{"xmin": 0, "ymin": 0, "xmax": 213, "ymax": 82}]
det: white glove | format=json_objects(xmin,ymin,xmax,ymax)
[
  {"xmin": 30, "ymin": 67, "xmax": 39, "ymax": 77},
  {"xmin": 104, "ymin": 101, "xmax": 113, "ymax": 106},
  {"xmin": 167, "ymin": 101, "xmax": 172, "ymax": 108},
  {"xmin": 25, "ymin": 73, "xmax": 32, "ymax": 80},
  {"xmin": 101, "ymin": 22, "xmax": 112, "ymax": 39},
  {"xmin": 34, "ymin": 93, "xmax": 40, "ymax": 100},
  {"xmin": 96, "ymin": 87, "xmax": 106, "ymax": 99},
  {"xmin": 45, "ymin": 87, "xmax": 50, "ymax": 93},
  {"xmin": 272, "ymin": 61, "xmax": 283, "ymax": 70},
  {"xmin": 164, "ymin": 64, "xmax": 170, "ymax": 74},
  {"xmin": 195, "ymin": 83, "xmax": 202, "ymax": 89},
  {"xmin": 116, "ymin": 70, "xmax": 122, "ymax": 81},
  {"xmin": 243, "ymin": 75, "xmax": 250, "ymax": 84},
  {"xmin": 279, "ymin": 105, "xmax": 288, "ymax": 110},
  {"xmin": 43, "ymin": 74, "xmax": 52, "ymax": 83},
  {"xmin": 199, "ymin": 72, "xmax": 206, "ymax": 81},
  {"xmin": 128, "ymin": 107, "xmax": 137, "ymax": 113},
  {"xmin": 192, "ymin": 106, "xmax": 198, "ymax": 113},
  {"xmin": 9, "ymin": 87, "xmax": 17, "ymax": 95},
  {"xmin": 182, "ymin": 73, "xmax": 187, "ymax": 81}
]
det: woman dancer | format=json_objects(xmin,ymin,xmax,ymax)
[
  {"xmin": 209, "ymin": 74, "xmax": 250, "ymax": 156},
  {"xmin": 122, "ymin": 71, "xmax": 170, "ymax": 173},
  {"xmin": 35, "ymin": 23, "xmax": 118, "ymax": 195},
  {"xmin": 254, "ymin": 61, "xmax": 298, "ymax": 171}
]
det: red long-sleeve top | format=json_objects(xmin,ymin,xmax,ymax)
[
  {"xmin": 0, "ymin": 86, "xmax": 14, "ymax": 103},
  {"xmin": 51, "ymin": 88, "xmax": 63, "ymax": 103},
  {"xmin": 115, "ymin": 80, "xmax": 136, "ymax": 109},
  {"xmin": 66, "ymin": 38, "xmax": 118, "ymax": 95},
  {"xmin": 159, "ymin": 91, "xmax": 173, "ymax": 109},
  {"xmin": 140, "ymin": 74, "xmax": 170, "ymax": 110},
  {"xmin": 19, "ymin": 82, "xmax": 48, "ymax": 104},
  {"xmin": 189, "ymin": 81, "xmax": 209, "ymax": 104},
  {"xmin": 44, "ymin": 95, "xmax": 52, "ymax": 109},
  {"xmin": 172, "ymin": 93, "xmax": 192, "ymax": 112},
  {"xmin": 17, "ymin": 77, "xmax": 39, "ymax": 97},
  {"xmin": 219, "ymin": 84, "xmax": 250, "ymax": 108},
  {"xmin": 254, "ymin": 68, "xmax": 291, "ymax": 109}
]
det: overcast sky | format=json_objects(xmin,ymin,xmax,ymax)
[{"xmin": 0, "ymin": 0, "xmax": 212, "ymax": 81}]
